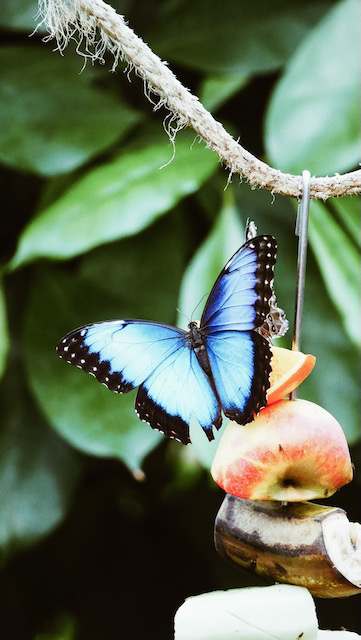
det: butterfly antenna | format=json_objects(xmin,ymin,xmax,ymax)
[
  {"xmin": 176, "ymin": 308, "xmax": 190, "ymax": 326},
  {"xmin": 190, "ymin": 293, "xmax": 208, "ymax": 322}
]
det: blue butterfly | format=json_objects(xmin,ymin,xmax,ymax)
[{"xmin": 57, "ymin": 232, "xmax": 280, "ymax": 445}]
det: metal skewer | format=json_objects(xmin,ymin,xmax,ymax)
[{"xmin": 290, "ymin": 170, "xmax": 311, "ymax": 400}]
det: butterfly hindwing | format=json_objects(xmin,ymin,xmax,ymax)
[
  {"xmin": 56, "ymin": 320, "xmax": 221, "ymax": 444},
  {"xmin": 135, "ymin": 344, "xmax": 222, "ymax": 444},
  {"xmin": 205, "ymin": 329, "xmax": 272, "ymax": 424}
]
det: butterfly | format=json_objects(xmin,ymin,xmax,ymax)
[{"xmin": 57, "ymin": 225, "xmax": 286, "ymax": 445}]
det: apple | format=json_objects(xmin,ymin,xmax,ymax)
[{"xmin": 211, "ymin": 399, "xmax": 353, "ymax": 502}]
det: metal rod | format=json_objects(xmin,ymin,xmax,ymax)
[{"xmin": 290, "ymin": 170, "xmax": 311, "ymax": 399}]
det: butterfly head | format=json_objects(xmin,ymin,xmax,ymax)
[{"xmin": 188, "ymin": 320, "xmax": 200, "ymax": 330}]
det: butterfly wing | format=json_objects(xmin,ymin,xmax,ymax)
[
  {"xmin": 57, "ymin": 320, "xmax": 221, "ymax": 444},
  {"xmin": 201, "ymin": 235, "xmax": 277, "ymax": 332},
  {"xmin": 135, "ymin": 339, "xmax": 222, "ymax": 444},
  {"xmin": 245, "ymin": 219, "xmax": 288, "ymax": 340},
  {"xmin": 200, "ymin": 235, "xmax": 277, "ymax": 423},
  {"xmin": 204, "ymin": 329, "xmax": 271, "ymax": 423}
]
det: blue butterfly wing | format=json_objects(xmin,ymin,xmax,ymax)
[
  {"xmin": 135, "ymin": 339, "xmax": 222, "ymax": 443},
  {"xmin": 201, "ymin": 235, "xmax": 277, "ymax": 332},
  {"xmin": 57, "ymin": 320, "xmax": 221, "ymax": 444},
  {"xmin": 201, "ymin": 235, "xmax": 277, "ymax": 423},
  {"xmin": 205, "ymin": 329, "xmax": 271, "ymax": 424}
]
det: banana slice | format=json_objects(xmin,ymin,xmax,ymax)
[{"xmin": 214, "ymin": 495, "xmax": 361, "ymax": 598}]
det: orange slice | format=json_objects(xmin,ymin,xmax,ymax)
[{"xmin": 267, "ymin": 346, "xmax": 316, "ymax": 404}]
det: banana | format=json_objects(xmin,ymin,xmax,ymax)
[{"xmin": 214, "ymin": 495, "xmax": 361, "ymax": 598}]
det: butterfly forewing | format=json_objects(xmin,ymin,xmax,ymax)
[
  {"xmin": 57, "ymin": 320, "xmax": 185, "ymax": 392},
  {"xmin": 199, "ymin": 235, "xmax": 276, "ymax": 423},
  {"xmin": 200, "ymin": 235, "xmax": 277, "ymax": 332}
]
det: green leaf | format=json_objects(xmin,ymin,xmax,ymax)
[
  {"xmin": 199, "ymin": 73, "xmax": 249, "ymax": 112},
  {"xmin": 23, "ymin": 215, "xmax": 187, "ymax": 470},
  {"xmin": 0, "ymin": 278, "xmax": 9, "ymax": 378},
  {"xmin": 0, "ymin": 372, "xmax": 81, "ymax": 559},
  {"xmin": 189, "ymin": 415, "xmax": 225, "ymax": 470},
  {"xmin": 34, "ymin": 614, "xmax": 76, "ymax": 640},
  {"xmin": 330, "ymin": 196, "xmax": 361, "ymax": 246},
  {"xmin": 0, "ymin": 0, "xmax": 41, "ymax": 31},
  {"xmin": 78, "ymin": 212, "xmax": 187, "ymax": 322},
  {"xmin": 265, "ymin": 0, "xmax": 361, "ymax": 175},
  {"xmin": 0, "ymin": 45, "xmax": 140, "ymax": 176},
  {"xmin": 24, "ymin": 269, "xmax": 162, "ymax": 471},
  {"xmin": 309, "ymin": 201, "xmax": 360, "ymax": 348},
  {"xmin": 148, "ymin": 0, "xmax": 331, "ymax": 74},
  {"xmin": 10, "ymin": 131, "xmax": 218, "ymax": 269},
  {"xmin": 177, "ymin": 189, "xmax": 245, "ymax": 328},
  {"xmin": 300, "ymin": 260, "xmax": 360, "ymax": 445}
]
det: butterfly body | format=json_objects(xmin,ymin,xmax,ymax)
[
  {"xmin": 186, "ymin": 321, "xmax": 212, "ymax": 378},
  {"xmin": 57, "ymin": 234, "xmax": 282, "ymax": 444}
]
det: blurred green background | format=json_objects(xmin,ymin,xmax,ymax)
[{"xmin": 0, "ymin": 0, "xmax": 360, "ymax": 638}]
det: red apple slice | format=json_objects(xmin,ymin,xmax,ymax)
[
  {"xmin": 267, "ymin": 346, "xmax": 316, "ymax": 404},
  {"xmin": 211, "ymin": 399, "xmax": 353, "ymax": 502}
]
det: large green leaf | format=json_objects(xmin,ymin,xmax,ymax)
[
  {"xmin": 331, "ymin": 195, "xmax": 361, "ymax": 245},
  {"xmin": 199, "ymin": 73, "xmax": 249, "ymax": 112},
  {"xmin": 34, "ymin": 614, "xmax": 76, "ymax": 640},
  {"xmin": 0, "ymin": 45, "xmax": 140, "ymax": 176},
  {"xmin": 23, "ymin": 215, "xmax": 188, "ymax": 470},
  {"xmin": 265, "ymin": 0, "xmax": 361, "ymax": 175},
  {"xmin": 10, "ymin": 131, "xmax": 218, "ymax": 269},
  {"xmin": 309, "ymin": 201, "xmax": 360, "ymax": 348},
  {"xmin": 300, "ymin": 262, "xmax": 360, "ymax": 445},
  {"xmin": 148, "ymin": 0, "xmax": 331, "ymax": 74},
  {"xmin": 177, "ymin": 189, "xmax": 245, "ymax": 328},
  {"xmin": 0, "ymin": 0, "xmax": 40, "ymax": 31},
  {"xmin": 0, "ymin": 371, "xmax": 81, "ymax": 559},
  {"xmin": 24, "ymin": 269, "xmax": 163, "ymax": 471}
]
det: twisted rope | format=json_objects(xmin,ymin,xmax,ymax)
[{"xmin": 38, "ymin": 0, "xmax": 361, "ymax": 200}]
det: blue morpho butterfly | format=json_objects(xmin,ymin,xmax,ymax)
[{"xmin": 56, "ymin": 222, "xmax": 287, "ymax": 445}]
